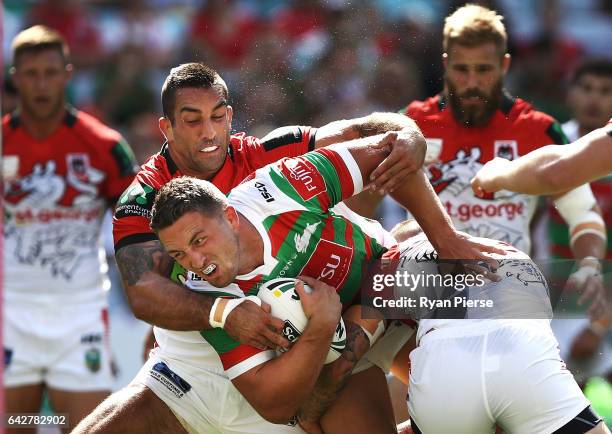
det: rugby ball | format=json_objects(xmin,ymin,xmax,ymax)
[{"xmin": 257, "ymin": 278, "xmax": 346, "ymax": 364}]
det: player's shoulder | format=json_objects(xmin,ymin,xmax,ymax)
[
  {"xmin": 509, "ymin": 97, "xmax": 557, "ymax": 128},
  {"xmin": 403, "ymin": 95, "xmax": 443, "ymax": 118},
  {"xmin": 134, "ymin": 145, "xmax": 176, "ymax": 189},
  {"xmin": 509, "ymin": 97, "xmax": 566, "ymax": 143},
  {"xmin": 232, "ymin": 127, "xmax": 312, "ymax": 153},
  {"xmin": 69, "ymin": 108, "xmax": 123, "ymax": 146}
]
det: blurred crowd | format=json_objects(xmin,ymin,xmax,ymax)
[{"xmin": 3, "ymin": 0, "xmax": 612, "ymax": 165}]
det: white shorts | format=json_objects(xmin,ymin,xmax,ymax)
[
  {"xmin": 134, "ymin": 350, "xmax": 305, "ymax": 434},
  {"xmin": 354, "ymin": 320, "xmax": 415, "ymax": 374},
  {"xmin": 408, "ymin": 320, "xmax": 590, "ymax": 434},
  {"xmin": 4, "ymin": 300, "xmax": 113, "ymax": 391}
]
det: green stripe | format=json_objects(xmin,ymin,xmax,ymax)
[
  {"xmin": 200, "ymin": 328, "xmax": 241, "ymax": 354},
  {"xmin": 547, "ymin": 121, "xmax": 569, "ymax": 144}
]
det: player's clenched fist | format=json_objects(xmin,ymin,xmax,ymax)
[
  {"xmin": 296, "ymin": 276, "xmax": 342, "ymax": 334},
  {"xmin": 470, "ymin": 157, "xmax": 513, "ymax": 197},
  {"xmin": 225, "ymin": 299, "xmax": 290, "ymax": 351}
]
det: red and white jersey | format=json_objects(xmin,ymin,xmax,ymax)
[
  {"xmin": 403, "ymin": 92, "xmax": 568, "ymax": 253},
  {"xmin": 3, "ymin": 108, "xmax": 138, "ymax": 305}
]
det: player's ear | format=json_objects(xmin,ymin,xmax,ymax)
[
  {"xmin": 225, "ymin": 205, "xmax": 239, "ymax": 230},
  {"xmin": 502, "ymin": 53, "xmax": 511, "ymax": 75},
  {"xmin": 442, "ymin": 53, "xmax": 449, "ymax": 69},
  {"xmin": 159, "ymin": 117, "xmax": 174, "ymax": 142},
  {"xmin": 64, "ymin": 63, "xmax": 74, "ymax": 80},
  {"xmin": 226, "ymin": 105, "xmax": 233, "ymax": 130}
]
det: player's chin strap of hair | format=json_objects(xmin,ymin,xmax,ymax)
[
  {"xmin": 553, "ymin": 184, "xmax": 606, "ymax": 248},
  {"xmin": 209, "ymin": 296, "xmax": 262, "ymax": 329}
]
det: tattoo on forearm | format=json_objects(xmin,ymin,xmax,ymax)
[
  {"xmin": 356, "ymin": 113, "xmax": 418, "ymax": 137},
  {"xmin": 115, "ymin": 241, "xmax": 173, "ymax": 286},
  {"xmin": 298, "ymin": 322, "xmax": 370, "ymax": 422}
]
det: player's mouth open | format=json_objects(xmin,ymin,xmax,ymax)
[
  {"xmin": 202, "ymin": 263, "xmax": 217, "ymax": 276},
  {"xmin": 200, "ymin": 146, "xmax": 219, "ymax": 153}
]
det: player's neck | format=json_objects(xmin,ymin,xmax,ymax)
[
  {"xmin": 18, "ymin": 105, "xmax": 66, "ymax": 140},
  {"xmin": 236, "ymin": 212, "xmax": 264, "ymax": 274}
]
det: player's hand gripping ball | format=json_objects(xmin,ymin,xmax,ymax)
[{"xmin": 258, "ymin": 278, "xmax": 346, "ymax": 363}]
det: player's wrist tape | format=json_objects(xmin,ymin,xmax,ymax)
[
  {"xmin": 209, "ymin": 296, "xmax": 262, "ymax": 329},
  {"xmin": 361, "ymin": 320, "xmax": 386, "ymax": 347},
  {"xmin": 570, "ymin": 259, "xmax": 602, "ymax": 287},
  {"xmin": 553, "ymin": 185, "xmax": 606, "ymax": 246}
]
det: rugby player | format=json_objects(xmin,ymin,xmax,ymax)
[
  {"xmin": 145, "ymin": 130, "xmax": 503, "ymax": 433},
  {"xmin": 390, "ymin": 224, "xmax": 609, "ymax": 434},
  {"xmin": 3, "ymin": 25, "xmax": 138, "ymax": 430}
]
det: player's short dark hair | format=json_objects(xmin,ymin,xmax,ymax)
[
  {"xmin": 11, "ymin": 25, "xmax": 70, "ymax": 66},
  {"xmin": 570, "ymin": 58, "xmax": 612, "ymax": 85},
  {"xmin": 161, "ymin": 63, "xmax": 229, "ymax": 123},
  {"xmin": 150, "ymin": 176, "xmax": 228, "ymax": 233}
]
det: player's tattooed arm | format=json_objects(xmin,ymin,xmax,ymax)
[
  {"xmin": 115, "ymin": 240, "xmax": 215, "ymax": 330},
  {"xmin": 115, "ymin": 240, "xmax": 288, "ymax": 349},
  {"xmin": 297, "ymin": 321, "xmax": 371, "ymax": 429}
]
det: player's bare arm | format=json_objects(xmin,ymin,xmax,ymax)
[
  {"xmin": 471, "ymin": 124, "xmax": 612, "ymax": 196},
  {"xmin": 298, "ymin": 304, "xmax": 382, "ymax": 433},
  {"xmin": 342, "ymin": 133, "xmax": 505, "ymax": 264},
  {"xmin": 231, "ymin": 279, "xmax": 341, "ymax": 424},
  {"xmin": 116, "ymin": 240, "xmax": 288, "ymax": 349},
  {"xmin": 316, "ymin": 113, "xmax": 426, "ymax": 193}
]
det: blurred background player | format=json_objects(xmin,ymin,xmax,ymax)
[
  {"xmin": 391, "ymin": 4, "xmax": 608, "ymax": 425},
  {"xmin": 2, "ymin": 25, "xmax": 138, "ymax": 431}
]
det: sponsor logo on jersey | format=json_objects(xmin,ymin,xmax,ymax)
[
  {"xmin": 294, "ymin": 222, "xmax": 320, "ymax": 253},
  {"xmin": 494, "ymin": 140, "xmax": 518, "ymax": 160},
  {"xmin": 300, "ymin": 239, "xmax": 353, "ymax": 289},
  {"xmin": 81, "ymin": 333, "xmax": 103, "ymax": 344},
  {"xmin": 115, "ymin": 181, "xmax": 156, "ymax": 219},
  {"xmin": 150, "ymin": 362, "xmax": 192, "ymax": 398},
  {"xmin": 443, "ymin": 200, "xmax": 525, "ymax": 222},
  {"xmin": 280, "ymin": 158, "xmax": 326, "ymax": 201},
  {"xmin": 253, "ymin": 181, "xmax": 275, "ymax": 202},
  {"xmin": 85, "ymin": 347, "xmax": 101, "ymax": 373}
]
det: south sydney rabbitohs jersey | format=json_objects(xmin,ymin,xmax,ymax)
[
  {"xmin": 403, "ymin": 93, "xmax": 568, "ymax": 253},
  {"xmin": 3, "ymin": 108, "xmax": 138, "ymax": 303},
  {"xmin": 176, "ymin": 147, "xmax": 391, "ymax": 379}
]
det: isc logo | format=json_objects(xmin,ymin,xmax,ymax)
[
  {"xmin": 282, "ymin": 320, "xmax": 301, "ymax": 343},
  {"xmin": 254, "ymin": 181, "xmax": 275, "ymax": 202}
]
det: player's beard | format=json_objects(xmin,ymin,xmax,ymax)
[{"xmin": 447, "ymin": 78, "xmax": 503, "ymax": 127}]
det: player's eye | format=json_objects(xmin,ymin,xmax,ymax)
[
  {"xmin": 185, "ymin": 118, "xmax": 202, "ymax": 125},
  {"xmin": 212, "ymin": 111, "xmax": 226, "ymax": 121},
  {"xmin": 476, "ymin": 65, "xmax": 493, "ymax": 73},
  {"xmin": 193, "ymin": 237, "xmax": 205, "ymax": 246}
]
